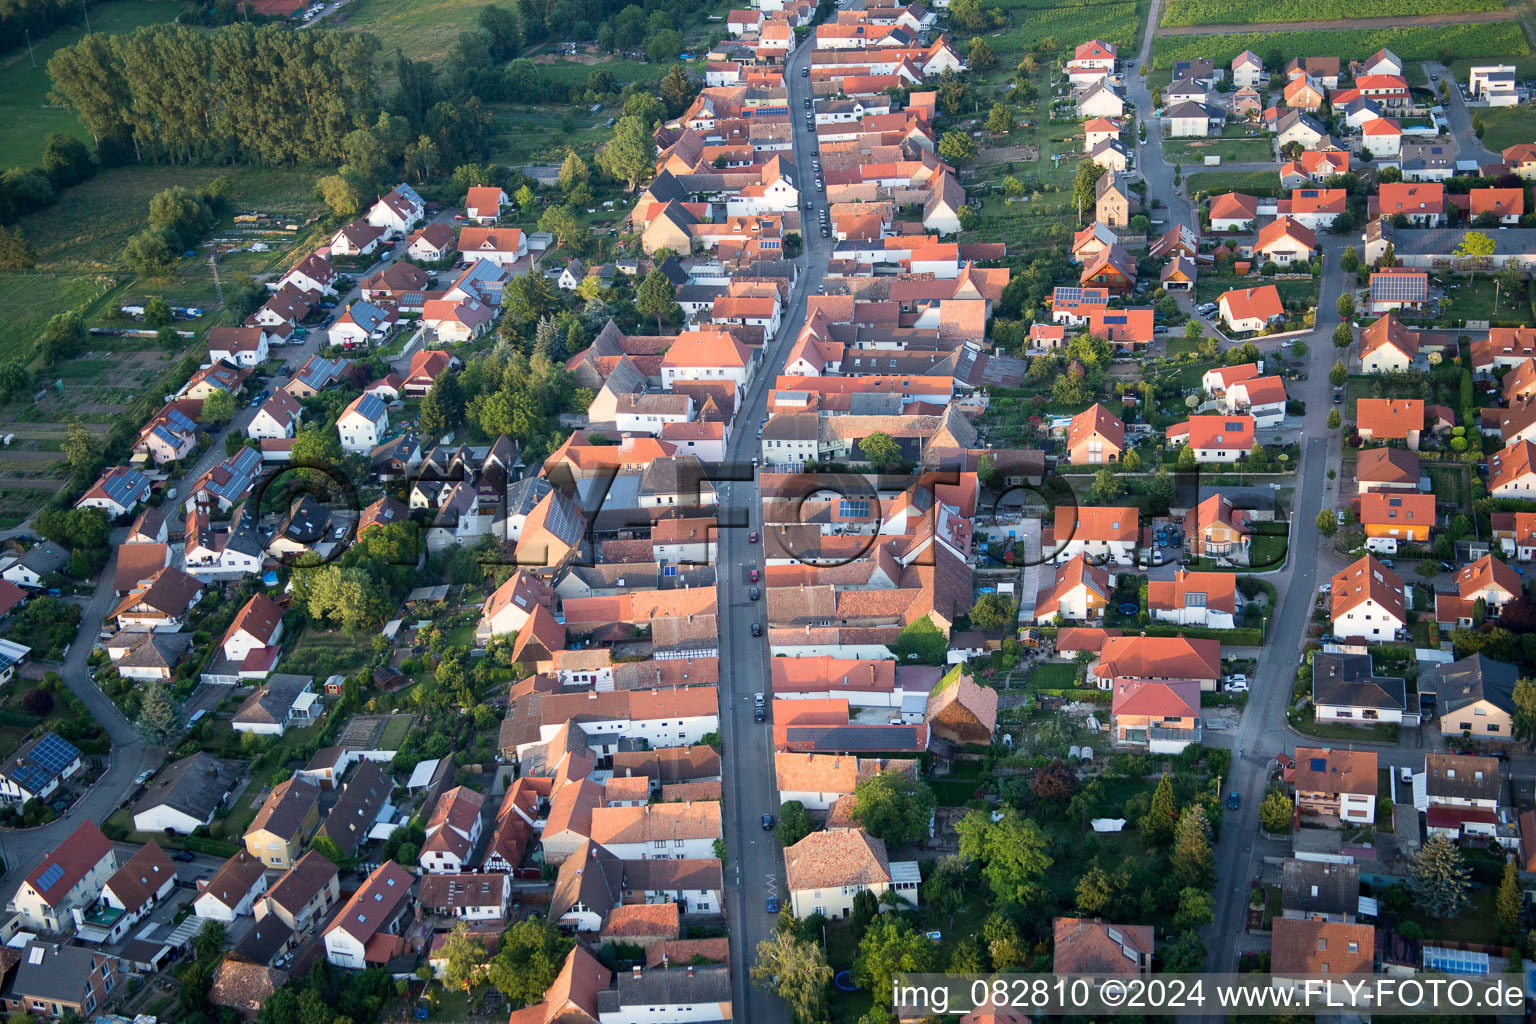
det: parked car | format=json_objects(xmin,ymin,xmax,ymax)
[
  {"xmin": 751, "ymin": 622, "xmax": 762, "ymax": 637},
  {"xmin": 172, "ymin": 850, "xmax": 197, "ymax": 863},
  {"xmin": 1226, "ymin": 680, "xmax": 1249, "ymax": 693},
  {"xmin": 767, "ymin": 897, "xmax": 780, "ymax": 913},
  {"xmin": 1226, "ymin": 674, "xmax": 1249, "ymax": 687},
  {"xmin": 1335, "ymin": 510, "xmax": 1346, "ymax": 525},
  {"xmin": 1379, "ymin": 558, "xmax": 1394, "ymax": 569},
  {"xmin": 1400, "ymin": 766, "xmax": 1413, "ymax": 783},
  {"xmin": 762, "ymin": 814, "xmax": 774, "ymax": 830},
  {"xmin": 749, "ymin": 568, "xmax": 759, "ymax": 582},
  {"xmin": 749, "ymin": 531, "xmax": 759, "ymax": 543},
  {"xmin": 1226, "ymin": 792, "xmax": 1240, "ymax": 810}
]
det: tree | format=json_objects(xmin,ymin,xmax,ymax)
[
  {"xmin": 967, "ymin": 37, "xmax": 996, "ymax": 73},
  {"xmin": 636, "ymin": 269, "xmax": 680, "ymax": 331},
  {"xmin": 1139, "ymin": 775, "xmax": 1177, "ymax": 844},
  {"xmin": 853, "ymin": 771, "xmax": 935, "ymax": 848},
  {"xmin": 0, "ymin": 226, "xmax": 35, "ymax": 270},
  {"xmin": 1329, "ymin": 360, "xmax": 1348, "ymax": 387},
  {"xmin": 41, "ymin": 310, "xmax": 85, "ymax": 363},
  {"xmin": 891, "ymin": 615, "xmax": 948, "ymax": 664},
  {"xmin": 850, "ymin": 889, "xmax": 880, "ymax": 941},
  {"xmin": 1150, "ymin": 466, "xmax": 1176, "ymax": 506},
  {"xmin": 1176, "ymin": 443, "xmax": 1197, "ymax": 470},
  {"xmin": 659, "ymin": 64, "xmax": 696, "ymax": 117},
  {"xmin": 776, "ymin": 801, "xmax": 813, "ymax": 847},
  {"xmin": 853, "ymin": 916, "xmax": 934, "ymax": 996},
  {"xmin": 859, "ymin": 430, "xmax": 902, "ymax": 470},
  {"xmin": 984, "ymin": 915, "xmax": 1026, "ymax": 969},
  {"xmin": 61, "ymin": 421, "xmax": 99, "ymax": 472},
  {"xmin": 317, "ymin": 173, "xmax": 364, "ymax": 218},
  {"xmin": 969, "ymin": 594, "xmax": 1016, "ymax": 632},
  {"xmin": 1316, "ymin": 509, "xmax": 1338, "ymax": 537},
  {"xmin": 481, "ymin": 925, "xmax": 569, "ymax": 1009},
  {"xmin": 937, "ymin": 130, "xmax": 977, "ymax": 166},
  {"xmin": 1032, "ymin": 758, "xmax": 1077, "ymax": 802},
  {"xmin": 645, "ymin": 28, "xmax": 684, "ymax": 62},
  {"xmin": 441, "ymin": 923, "xmax": 489, "ymax": 992},
  {"xmin": 1173, "ymin": 887, "xmax": 1214, "ymax": 932},
  {"xmin": 125, "ymin": 229, "xmax": 174, "ymax": 277},
  {"xmin": 598, "ymin": 115, "xmax": 656, "ymax": 190},
  {"xmin": 1162, "ymin": 931, "xmax": 1207, "ymax": 972},
  {"xmin": 1090, "ymin": 467, "xmax": 1121, "ymax": 502},
  {"xmin": 1336, "ymin": 292, "xmax": 1354, "ymax": 320},
  {"xmin": 135, "ymin": 680, "xmax": 178, "ymax": 745},
  {"xmin": 1333, "ymin": 322, "xmax": 1352, "ymax": 348},
  {"xmin": 1381, "ymin": 241, "xmax": 1397, "ymax": 267},
  {"xmin": 1071, "ymin": 160, "xmax": 1107, "ymax": 223},
  {"xmin": 1292, "ymin": 340, "xmax": 1308, "ymax": 358},
  {"xmin": 1406, "ymin": 834, "xmax": 1471, "ymax": 918},
  {"xmin": 1327, "ymin": 408, "xmax": 1341, "ymax": 430},
  {"xmin": 419, "ymin": 384, "xmax": 452, "ymax": 440},
  {"xmin": 538, "ymin": 205, "xmax": 588, "ymax": 250},
  {"xmin": 1457, "ymin": 231, "xmax": 1497, "ymax": 263},
  {"xmin": 985, "ymin": 102, "xmax": 1014, "ymax": 135},
  {"xmin": 1474, "ymin": 112, "xmax": 1486, "ymax": 139},
  {"xmin": 1497, "ymin": 857, "xmax": 1522, "ymax": 943},
  {"xmin": 954, "ymin": 807, "xmax": 1053, "ymax": 904},
  {"xmin": 1340, "ymin": 245, "xmax": 1359, "ymax": 273},
  {"xmin": 557, "ymin": 149, "xmax": 590, "ymax": 193},
  {"xmin": 1171, "ymin": 804, "xmax": 1213, "ymax": 889},
  {"xmin": 202, "ymin": 388, "xmax": 235, "ymax": 426},
  {"xmin": 1075, "ymin": 864, "xmax": 1113, "ymax": 915},
  {"xmin": 1512, "ymin": 677, "xmax": 1536, "ymax": 747},
  {"xmin": 751, "ymin": 929, "xmax": 831, "ymax": 1024},
  {"xmin": 143, "ymin": 296, "xmax": 173, "ymax": 328},
  {"xmin": 191, "ymin": 918, "xmax": 227, "ymax": 964}
]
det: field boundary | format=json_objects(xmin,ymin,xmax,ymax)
[{"xmin": 1158, "ymin": 8, "xmax": 1516, "ymax": 34}]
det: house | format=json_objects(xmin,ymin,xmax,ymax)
[
  {"xmin": 233, "ymin": 674, "xmax": 316, "ymax": 736},
  {"xmin": 1185, "ymin": 493, "xmax": 1252, "ymax": 559},
  {"xmin": 1074, "ymin": 39, "xmax": 1117, "ymax": 70},
  {"xmin": 1231, "ymin": 49, "xmax": 1264, "ymax": 88},
  {"xmin": 1437, "ymin": 554, "xmax": 1523, "ymax": 627},
  {"xmin": 132, "ymin": 753, "xmax": 233, "ymax": 835},
  {"xmin": 221, "ymin": 594, "xmax": 285, "ymax": 663},
  {"xmin": 1310, "ymin": 651, "xmax": 1409, "ymax": 725},
  {"xmin": 1254, "ymin": 217, "xmax": 1316, "ymax": 266},
  {"xmin": 255, "ymin": 850, "xmax": 341, "ymax": 934},
  {"xmin": 337, "ymin": 393, "xmax": 389, "ymax": 455},
  {"xmin": 112, "ymin": 540, "xmax": 170, "ymax": 597},
  {"xmin": 2, "ymin": 541, "xmax": 68, "ymax": 589},
  {"xmin": 783, "ymin": 828, "xmax": 920, "ymax": 919},
  {"xmin": 111, "ymin": 566, "xmax": 203, "ymax": 632},
  {"xmin": 316, "ymin": 759, "xmax": 393, "ymax": 858},
  {"xmin": 1051, "ymin": 505, "xmax": 1138, "ymax": 565},
  {"xmin": 1033, "ymin": 554, "xmax": 1113, "ymax": 623},
  {"xmin": 1493, "ymin": 439, "xmax": 1536, "ymax": 497},
  {"xmin": 1209, "ymin": 192, "xmax": 1258, "ymax": 232},
  {"xmin": 184, "ymin": 446, "xmax": 264, "ymax": 513},
  {"xmin": 1079, "ymin": 244, "xmax": 1136, "ymax": 296},
  {"xmin": 1274, "ymin": 110, "xmax": 1327, "ymax": 151},
  {"xmin": 1, "ymin": 943, "xmax": 122, "ymax": 1017},
  {"xmin": 1053, "ymin": 918, "xmax": 1153, "ymax": 974},
  {"xmin": 1422, "ymin": 752, "xmax": 1502, "ymax": 841},
  {"xmin": 1093, "ymin": 170, "xmax": 1138, "ymax": 228},
  {"xmin": 1286, "ymin": 746, "xmax": 1378, "ymax": 827},
  {"xmin": 75, "ymin": 465, "xmax": 150, "ymax": 519},
  {"xmin": 1082, "ymin": 117, "xmax": 1122, "ymax": 152},
  {"xmin": 1470, "ymin": 187, "xmax": 1524, "ymax": 225},
  {"xmin": 588, "ymin": 801, "xmax": 722, "ymax": 861},
  {"xmin": 420, "ymin": 786, "xmax": 486, "ymax": 875},
  {"xmin": 328, "ymin": 300, "xmax": 397, "ymax": 348},
  {"xmin": 323, "ymin": 860, "xmax": 414, "ymax": 968},
  {"xmin": 275, "ymin": 254, "xmax": 338, "ymax": 296},
  {"xmin": 775, "ymin": 754, "xmax": 916, "ymax": 811},
  {"xmin": 0, "ymin": 733, "xmax": 82, "ymax": 806},
  {"xmin": 1504, "ymin": 142, "xmax": 1536, "ymax": 180},
  {"xmin": 329, "ymin": 218, "xmax": 386, "ymax": 257},
  {"xmin": 1356, "ymin": 446, "xmax": 1421, "ymax": 493},
  {"xmin": 1276, "ymin": 188, "xmax": 1345, "ymax": 232},
  {"xmin": 926, "ymin": 667, "xmax": 998, "ymax": 744},
  {"xmin": 1110, "ymin": 677, "xmax": 1201, "ymax": 751},
  {"xmin": 1401, "ymin": 142, "xmax": 1456, "ymax": 182},
  {"xmin": 248, "ymin": 390, "xmax": 303, "ymax": 440},
  {"xmin": 1271, "ymin": 919, "xmax": 1374, "ymax": 988},
  {"xmin": 1065, "ymin": 403, "xmax": 1125, "ymax": 464},
  {"xmin": 417, "ymin": 873, "xmax": 509, "ymax": 921},
  {"xmin": 12, "ymin": 820, "xmax": 116, "ymax": 931},
  {"xmin": 1076, "ymin": 81, "xmax": 1125, "ymax": 119},
  {"xmin": 1358, "ymin": 313, "xmax": 1426, "ymax": 371},
  {"xmin": 1362, "ymin": 117, "xmax": 1404, "ymax": 159},
  {"xmin": 1050, "ymin": 285, "xmax": 1111, "ymax": 325},
  {"xmin": 1358, "ymin": 492, "xmax": 1434, "ymax": 553},
  {"xmin": 193, "ymin": 849, "xmax": 269, "ymax": 922},
  {"xmin": 1147, "ymin": 571, "xmax": 1237, "ymax": 629},
  {"xmin": 1226, "ymin": 375, "xmax": 1287, "ymax": 427},
  {"xmin": 366, "ymin": 183, "xmax": 425, "ymax": 236},
  {"xmin": 1093, "ymin": 634, "xmax": 1222, "ymax": 692},
  {"xmin": 1420, "ymin": 653, "xmax": 1520, "ymax": 739},
  {"xmin": 1470, "ymin": 64, "xmax": 1519, "ymax": 105},
  {"xmin": 1493, "ymin": 509, "xmax": 1536, "ymax": 559},
  {"xmin": 1166, "ymin": 101, "xmax": 1219, "ymax": 137},
  {"xmin": 465, "ymin": 186, "xmax": 507, "ymax": 224},
  {"xmin": 1377, "ymin": 182, "xmax": 1445, "ymax": 226},
  {"xmin": 1283, "ymin": 74, "xmax": 1325, "ymax": 111},
  {"xmin": 458, "ymin": 227, "xmax": 528, "ymax": 266},
  {"xmin": 1330, "ymin": 555, "xmax": 1407, "ymax": 642},
  {"xmin": 208, "ymin": 326, "xmax": 271, "ymax": 368},
  {"xmin": 423, "ymin": 297, "xmax": 495, "ymax": 342},
  {"xmin": 406, "ymin": 223, "xmax": 457, "ymax": 262},
  {"xmin": 1165, "ymin": 415, "xmax": 1255, "ymax": 463},
  {"xmin": 1217, "ymin": 286, "xmax": 1284, "ymax": 334},
  {"xmin": 1161, "ymin": 254, "xmax": 1198, "ymax": 291},
  {"xmin": 1355, "ymin": 398, "xmax": 1422, "ymax": 449},
  {"xmin": 661, "ymin": 330, "xmax": 754, "ymax": 393},
  {"xmin": 403, "ymin": 349, "xmax": 458, "ymax": 397},
  {"xmin": 244, "ymin": 777, "xmax": 321, "ymax": 869}
]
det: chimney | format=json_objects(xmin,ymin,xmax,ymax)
[
  {"xmin": 688, "ymin": 965, "xmax": 694, "ymax": 977},
  {"xmin": 632, "ymin": 966, "xmax": 641, "ymax": 978}
]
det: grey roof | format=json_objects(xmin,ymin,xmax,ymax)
[
  {"xmin": 234, "ymin": 675, "xmax": 313, "ymax": 727},
  {"xmin": 134, "ymin": 753, "xmax": 234, "ymax": 823},
  {"xmin": 540, "ymin": 489, "xmax": 586, "ymax": 547},
  {"xmin": 1401, "ymin": 142, "xmax": 1455, "ymax": 170},
  {"xmin": 18, "ymin": 541, "xmax": 68, "ymax": 575},
  {"xmin": 7, "ymin": 944, "xmax": 118, "ymax": 1003},
  {"xmin": 1420, "ymin": 653, "xmax": 1520, "ymax": 714},
  {"xmin": 277, "ymin": 495, "xmax": 330, "ymax": 544},
  {"xmin": 233, "ymin": 917, "xmax": 294, "ymax": 966},
  {"xmin": 1311, "ymin": 652, "xmax": 1407, "ymax": 711},
  {"xmin": 597, "ymin": 966, "xmax": 732, "ymax": 1012},
  {"xmin": 783, "ymin": 725, "xmax": 925, "ymax": 751},
  {"xmin": 1389, "ymin": 228, "xmax": 1536, "ymax": 257},
  {"xmin": 1424, "ymin": 752, "xmax": 1501, "ymax": 802},
  {"xmin": 1281, "ymin": 859, "xmax": 1359, "ymax": 917},
  {"xmin": 318, "ymin": 759, "xmax": 392, "ymax": 856},
  {"xmin": 762, "ymin": 413, "xmax": 819, "ymax": 441},
  {"xmin": 1276, "ymin": 110, "xmax": 1325, "ymax": 137}
]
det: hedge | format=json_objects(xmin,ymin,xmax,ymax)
[
  {"xmin": 1035, "ymin": 688, "xmax": 1114, "ymax": 704},
  {"xmin": 184, "ymin": 836, "xmax": 240, "ymax": 858},
  {"xmin": 1144, "ymin": 624, "xmax": 1266, "ymax": 645}
]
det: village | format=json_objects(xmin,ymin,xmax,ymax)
[{"xmin": 3, "ymin": 0, "xmax": 1536, "ymax": 1016}]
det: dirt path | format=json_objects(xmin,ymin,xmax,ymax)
[{"xmin": 1157, "ymin": 7, "xmax": 1514, "ymax": 34}]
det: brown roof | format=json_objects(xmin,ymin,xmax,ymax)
[
  {"xmin": 246, "ymin": 778, "xmax": 320, "ymax": 842},
  {"xmin": 201, "ymin": 849, "xmax": 267, "ymax": 911},
  {"xmin": 112, "ymin": 566, "xmax": 203, "ymax": 620},
  {"xmin": 774, "ymin": 753, "xmax": 916, "ymax": 795},
  {"xmin": 1271, "ymin": 918, "xmax": 1374, "ymax": 975},
  {"xmin": 329, "ymin": 860, "xmax": 414, "ymax": 943},
  {"xmin": 588, "ymin": 802, "xmax": 722, "ymax": 845},
  {"xmin": 105, "ymin": 841, "xmax": 175, "ymax": 911},
  {"xmin": 784, "ymin": 828, "xmax": 891, "ymax": 892},
  {"xmin": 610, "ymin": 745, "xmax": 721, "ymax": 783},
  {"xmin": 600, "ymin": 902, "xmax": 681, "ymax": 939},
  {"xmin": 223, "ymin": 594, "xmax": 284, "ymax": 649},
  {"xmin": 1052, "ymin": 918, "xmax": 1153, "ymax": 974},
  {"xmin": 1330, "ymin": 555, "xmax": 1406, "ymax": 623},
  {"xmin": 926, "ymin": 667, "xmax": 998, "ymax": 741},
  {"xmin": 265, "ymin": 850, "xmax": 338, "ymax": 916},
  {"xmin": 211, "ymin": 960, "xmax": 288, "ymax": 1016},
  {"xmin": 1355, "ymin": 446, "xmax": 1419, "ymax": 485},
  {"xmin": 1290, "ymin": 747, "xmax": 1377, "ymax": 796},
  {"xmin": 113, "ymin": 543, "xmax": 170, "ymax": 594},
  {"xmin": 1147, "ymin": 570, "xmax": 1237, "ymax": 615},
  {"xmin": 24, "ymin": 820, "xmax": 114, "ymax": 906},
  {"xmin": 1356, "ymin": 398, "xmax": 1423, "ymax": 438},
  {"xmin": 417, "ymin": 873, "xmax": 507, "ymax": 912},
  {"xmin": 646, "ymin": 937, "xmax": 731, "ymax": 968}
]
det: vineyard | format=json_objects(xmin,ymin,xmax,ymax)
[
  {"xmin": 988, "ymin": 0, "xmax": 1143, "ymax": 55},
  {"xmin": 1151, "ymin": 21, "xmax": 1529, "ymax": 68},
  {"xmin": 1160, "ymin": 0, "xmax": 1503, "ymax": 26}
]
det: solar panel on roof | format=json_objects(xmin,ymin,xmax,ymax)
[
  {"xmin": 103, "ymin": 469, "xmax": 146, "ymax": 506},
  {"xmin": 26, "ymin": 733, "xmax": 79, "ymax": 775},
  {"xmin": 1310, "ymin": 757, "xmax": 1326, "ymax": 771},
  {"xmin": 35, "ymin": 863, "xmax": 64, "ymax": 891}
]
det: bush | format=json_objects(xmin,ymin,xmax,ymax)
[{"xmin": 21, "ymin": 690, "xmax": 53, "ymax": 716}]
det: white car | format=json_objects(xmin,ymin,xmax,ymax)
[
  {"xmin": 1225, "ymin": 680, "xmax": 1249, "ymax": 693},
  {"xmin": 1318, "ymin": 584, "xmax": 1331, "ymax": 593},
  {"xmin": 1226, "ymin": 674, "xmax": 1249, "ymax": 688}
]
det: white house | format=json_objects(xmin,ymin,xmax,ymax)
[
  {"xmin": 337, "ymin": 393, "xmax": 389, "ymax": 454},
  {"xmin": 597, "ymin": 966, "xmax": 732, "ymax": 1024},
  {"xmin": 221, "ymin": 594, "xmax": 284, "ymax": 663},
  {"xmin": 1362, "ymin": 117, "xmax": 1404, "ymax": 159},
  {"xmin": 419, "ymin": 786, "xmax": 485, "ymax": 875},
  {"xmin": 458, "ymin": 227, "xmax": 528, "ymax": 266},
  {"xmin": 0, "ymin": 733, "xmax": 82, "ymax": 806},
  {"xmin": 208, "ymin": 326, "xmax": 271, "ymax": 368},
  {"xmin": 12, "ymin": 821, "xmax": 117, "ymax": 932},
  {"xmin": 587, "ymin": 802, "xmax": 722, "ymax": 861},
  {"xmin": 783, "ymin": 828, "xmax": 919, "ymax": 919},
  {"xmin": 76, "ymin": 841, "xmax": 177, "ymax": 944},
  {"xmin": 132, "ymin": 753, "xmax": 234, "ymax": 835},
  {"xmin": 75, "ymin": 466, "xmax": 151, "ymax": 518},
  {"xmin": 232, "ymin": 675, "xmax": 317, "ymax": 737},
  {"xmin": 367, "ymin": 183, "xmax": 426, "ymax": 237},
  {"xmin": 1050, "ymin": 506, "xmax": 1139, "ymax": 566},
  {"xmin": 328, "ymin": 301, "xmax": 397, "ymax": 348},
  {"xmin": 1226, "ymin": 376, "xmax": 1288, "ymax": 428},
  {"xmin": 1148, "ymin": 571, "xmax": 1237, "ymax": 629},
  {"xmin": 1330, "ymin": 555, "xmax": 1407, "ymax": 643},
  {"xmin": 193, "ymin": 850, "xmax": 269, "ymax": 922},
  {"xmin": 1470, "ymin": 65, "xmax": 1519, "ymax": 106},
  {"xmin": 247, "ymin": 391, "xmax": 303, "ymax": 440},
  {"xmin": 323, "ymin": 861, "xmax": 414, "ymax": 969}
]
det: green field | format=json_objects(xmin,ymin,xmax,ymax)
[
  {"xmin": 1187, "ymin": 169, "xmax": 1278, "ymax": 197},
  {"xmin": 985, "ymin": 0, "xmax": 1141, "ymax": 57},
  {"xmin": 1163, "ymin": 136, "xmax": 1274, "ymax": 165},
  {"xmin": 0, "ymin": 273, "xmax": 122, "ymax": 362},
  {"xmin": 1473, "ymin": 102, "xmax": 1536, "ymax": 153},
  {"xmin": 1196, "ymin": 275, "xmax": 1320, "ymax": 307},
  {"xmin": 489, "ymin": 106, "xmax": 619, "ymax": 166},
  {"xmin": 16, "ymin": 164, "xmax": 322, "ymax": 269},
  {"xmin": 0, "ymin": 0, "xmax": 184, "ymax": 170},
  {"xmin": 339, "ymin": 0, "xmax": 503, "ymax": 62},
  {"xmin": 1160, "ymin": 0, "xmax": 1502, "ymax": 26},
  {"xmin": 1151, "ymin": 22, "xmax": 1530, "ymax": 69}
]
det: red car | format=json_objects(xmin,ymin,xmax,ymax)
[
  {"xmin": 748, "ymin": 531, "xmax": 759, "ymax": 543},
  {"xmin": 749, "ymin": 569, "xmax": 759, "ymax": 582}
]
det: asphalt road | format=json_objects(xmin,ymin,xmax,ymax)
[{"xmin": 720, "ymin": 34, "xmax": 830, "ymax": 1024}]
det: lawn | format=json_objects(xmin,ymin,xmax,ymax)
[
  {"xmin": 1195, "ymin": 275, "xmax": 1319, "ymax": 308},
  {"xmin": 1290, "ymin": 714, "xmax": 1400, "ymax": 742},
  {"xmin": 1187, "ymin": 169, "xmax": 1278, "ymax": 198},
  {"xmin": 488, "ymin": 106, "xmax": 617, "ymax": 166},
  {"xmin": 1027, "ymin": 661, "xmax": 1080, "ymax": 688},
  {"xmin": 1346, "ymin": 374, "xmax": 1430, "ymax": 417},
  {"xmin": 982, "ymin": 0, "xmax": 1142, "ymax": 60},
  {"xmin": 1425, "ymin": 463, "xmax": 1471, "ymax": 508},
  {"xmin": 1151, "ymin": 22, "xmax": 1530, "ymax": 69},
  {"xmin": 1162, "ymin": 136, "xmax": 1274, "ymax": 165},
  {"xmin": 0, "ymin": 0, "xmax": 184, "ymax": 170},
  {"xmin": 1470, "ymin": 104, "xmax": 1536, "ymax": 153},
  {"xmin": 339, "ymin": 0, "xmax": 503, "ymax": 62},
  {"xmin": 1159, "ymin": 0, "xmax": 1501, "ymax": 27},
  {"xmin": 1442, "ymin": 275, "xmax": 1530, "ymax": 323},
  {"xmin": 0, "ymin": 272, "xmax": 123, "ymax": 363}
]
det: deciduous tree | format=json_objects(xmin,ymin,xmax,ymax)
[
  {"xmin": 955, "ymin": 807, "xmax": 1053, "ymax": 904},
  {"xmin": 853, "ymin": 771, "xmax": 935, "ymax": 848},
  {"xmin": 751, "ymin": 929, "xmax": 831, "ymax": 1023}
]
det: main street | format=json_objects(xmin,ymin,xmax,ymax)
[{"xmin": 720, "ymin": 33, "xmax": 831, "ymax": 1024}]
